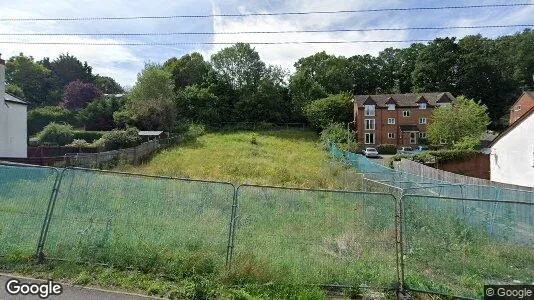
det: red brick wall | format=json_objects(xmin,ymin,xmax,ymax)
[
  {"xmin": 434, "ymin": 153, "xmax": 490, "ymax": 180},
  {"xmin": 509, "ymin": 93, "xmax": 534, "ymax": 125}
]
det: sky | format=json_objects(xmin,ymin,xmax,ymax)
[{"xmin": 0, "ymin": 0, "xmax": 533, "ymax": 88}]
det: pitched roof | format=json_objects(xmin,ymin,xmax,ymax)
[
  {"xmin": 4, "ymin": 93, "xmax": 28, "ymax": 105},
  {"xmin": 491, "ymin": 105, "xmax": 534, "ymax": 146},
  {"xmin": 354, "ymin": 92, "xmax": 455, "ymax": 108}
]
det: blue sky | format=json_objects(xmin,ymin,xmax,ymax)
[{"xmin": 1, "ymin": 0, "xmax": 533, "ymax": 87}]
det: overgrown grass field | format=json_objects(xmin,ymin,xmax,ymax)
[{"xmin": 118, "ymin": 129, "xmax": 362, "ymax": 190}]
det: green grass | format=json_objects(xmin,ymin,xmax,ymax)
[{"xmin": 118, "ymin": 129, "xmax": 362, "ymax": 190}]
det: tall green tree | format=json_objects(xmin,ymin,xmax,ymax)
[
  {"xmin": 164, "ymin": 52, "xmax": 212, "ymax": 91},
  {"xmin": 427, "ymin": 96, "xmax": 489, "ymax": 148},
  {"xmin": 45, "ymin": 54, "xmax": 94, "ymax": 88},
  {"xmin": 94, "ymin": 75, "xmax": 124, "ymax": 94},
  {"xmin": 211, "ymin": 43, "xmax": 265, "ymax": 90}
]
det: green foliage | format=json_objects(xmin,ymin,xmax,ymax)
[
  {"xmin": 182, "ymin": 124, "xmax": 206, "ymax": 141},
  {"xmin": 417, "ymin": 149, "xmax": 477, "ymax": 163},
  {"xmin": 176, "ymin": 85, "xmax": 221, "ymax": 125},
  {"xmin": 128, "ymin": 63, "xmax": 175, "ymax": 102},
  {"xmin": 305, "ymin": 93, "xmax": 352, "ymax": 129},
  {"xmin": 72, "ymin": 130, "xmax": 104, "ymax": 142},
  {"xmin": 211, "ymin": 43, "xmax": 265, "ymax": 90},
  {"xmin": 6, "ymin": 84, "xmax": 25, "ymax": 99},
  {"xmin": 320, "ymin": 123, "xmax": 353, "ymax": 146},
  {"xmin": 36, "ymin": 122, "xmax": 75, "ymax": 146},
  {"xmin": 46, "ymin": 53, "xmax": 94, "ymax": 88},
  {"xmin": 427, "ymin": 96, "xmax": 489, "ymax": 147},
  {"xmin": 377, "ymin": 144, "xmax": 397, "ymax": 154},
  {"xmin": 453, "ymin": 136, "xmax": 481, "ymax": 150},
  {"xmin": 118, "ymin": 98, "xmax": 177, "ymax": 131},
  {"xmin": 28, "ymin": 106, "xmax": 74, "ymax": 135},
  {"xmin": 164, "ymin": 52, "xmax": 211, "ymax": 91},
  {"xmin": 67, "ymin": 139, "xmax": 93, "ymax": 148},
  {"xmin": 94, "ymin": 75, "xmax": 124, "ymax": 94},
  {"xmin": 100, "ymin": 128, "xmax": 141, "ymax": 150},
  {"xmin": 76, "ymin": 96, "xmax": 125, "ymax": 130}
]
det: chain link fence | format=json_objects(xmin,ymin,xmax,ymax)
[{"xmin": 1, "ymin": 160, "xmax": 533, "ymax": 299}]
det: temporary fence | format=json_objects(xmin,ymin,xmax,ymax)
[{"xmin": 1, "ymin": 161, "xmax": 532, "ymax": 299}]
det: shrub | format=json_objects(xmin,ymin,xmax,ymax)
[
  {"xmin": 72, "ymin": 130, "xmax": 104, "ymax": 142},
  {"xmin": 183, "ymin": 124, "xmax": 206, "ymax": 141},
  {"xmin": 377, "ymin": 144, "xmax": 397, "ymax": 154},
  {"xmin": 67, "ymin": 139, "xmax": 93, "ymax": 148},
  {"xmin": 320, "ymin": 123, "xmax": 354, "ymax": 146},
  {"xmin": 28, "ymin": 106, "xmax": 73, "ymax": 135},
  {"xmin": 36, "ymin": 122, "xmax": 75, "ymax": 146},
  {"xmin": 101, "ymin": 128, "xmax": 141, "ymax": 150},
  {"xmin": 76, "ymin": 96, "xmax": 125, "ymax": 130},
  {"xmin": 304, "ymin": 92, "xmax": 352, "ymax": 129},
  {"xmin": 452, "ymin": 136, "xmax": 481, "ymax": 150},
  {"xmin": 61, "ymin": 80, "xmax": 103, "ymax": 111}
]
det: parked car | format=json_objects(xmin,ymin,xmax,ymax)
[
  {"xmin": 362, "ymin": 147, "xmax": 379, "ymax": 158},
  {"xmin": 413, "ymin": 145, "xmax": 429, "ymax": 153},
  {"xmin": 397, "ymin": 147, "xmax": 414, "ymax": 154}
]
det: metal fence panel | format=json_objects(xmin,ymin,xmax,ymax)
[
  {"xmin": 0, "ymin": 164, "xmax": 59, "ymax": 257},
  {"xmin": 42, "ymin": 168, "xmax": 235, "ymax": 275},
  {"xmin": 232, "ymin": 185, "xmax": 397, "ymax": 288},
  {"xmin": 402, "ymin": 194, "xmax": 534, "ymax": 299}
]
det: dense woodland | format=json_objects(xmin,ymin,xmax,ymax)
[{"xmin": 6, "ymin": 30, "xmax": 534, "ymax": 134}]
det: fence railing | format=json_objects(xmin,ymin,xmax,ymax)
[{"xmin": 1, "ymin": 161, "xmax": 533, "ymax": 299}]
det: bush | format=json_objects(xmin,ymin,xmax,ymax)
[
  {"xmin": 67, "ymin": 139, "xmax": 93, "ymax": 148},
  {"xmin": 101, "ymin": 128, "xmax": 141, "ymax": 150},
  {"xmin": 304, "ymin": 92, "xmax": 352, "ymax": 129},
  {"xmin": 320, "ymin": 123, "xmax": 354, "ymax": 146},
  {"xmin": 36, "ymin": 122, "xmax": 75, "ymax": 146},
  {"xmin": 28, "ymin": 106, "xmax": 74, "ymax": 135},
  {"xmin": 76, "ymin": 96, "xmax": 125, "ymax": 130},
  {"xmin": 72, "ymin": 130, "xmax": 104, "ymax": 142},
  {"xmin": 452, "ymin": 136, "xmax": 481, "ymax": 150},
  {"xmin": 377, "ymin": 144, "xmax": 397, "ymax": 154},
  {"xmin": 183, "ymin": 124, "xmax": 206, "ymax": 141}
]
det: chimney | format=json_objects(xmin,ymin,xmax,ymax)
[{"xmin": 0, "ymin": 53, "xmax": 5, "ymax": 104}]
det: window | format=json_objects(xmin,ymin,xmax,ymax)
[
  {"xmin": 365, "ymin": 119, "xmax": 375, "ymax": 130},
  {"xmin": 419, "ymin": 117, "xmax": 427, "ymax": 124},
  {"xmin": 403, "ymin": 110, "xmax": 410, "ymax": 117},
  {"xmin": 419, "ymin": 132, "xmax": 427, "ymax": 138},
  {"xmin": 365, "ymin": 133, "xmax": 375, "ymax": 144},
  {"xmin": 364, "ymin": 105, "xmax": 375, "ymax": 116},
  {"xmin": 388, "ymin": 132, "xmax": 396, "ymax": 139},
  {"xmin": 514, "ymin": 105, "xmax": 521, "ymax": 111},
  {"xmin": 387, "ymin": 118, "xmax": 396, "ymax": 125},
  {"xmin": 410, "ymin": 132, "xmax": 417, "ymax": 144},
  {"xmin": 388, "ymin": 104, "xmax": 395, "ymax": 110},
  {"xmin": 419, "ymin": 103, "xmax": 427, "ymax": 109}
]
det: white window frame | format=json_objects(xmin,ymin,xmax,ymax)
[
  {"xmin": 419, "ymin": 103, "xmax": 427, "ymax": 109},
  {"xmin": 419, "ymin": 117, "xmax": 427, "ymax": 124},
  {"xmin": 419, "ymin": 132, "xmax": 427, "ymax": 138},
  {"xmin": 388, "ymin": 132, "xmax": 396, "ymax": 139},
  {"xmin": 410, "ymin": 132, "xmax": 417, "ymax": 144},
  {"xmin": 364, "ymin": 105, "xmax": 376, "ymax": 116},
  {"xmin": 403, "ymin": 110, "xmax": 410, "ymax": 117},
  {"xmin": 365, "ymin": 133, "xmax": 375, "ymax": 144},
  {"xmin": 365, "ymin": 119, "xmax": 375, "ymax": 130},
  {"xmin": 388, "ymin": 104, "xmax": 395, "ymax": 110},
  {"xmin": 514, "ymin": 105, "xmax": 521, "ymax": 111},
  {"xmin": 387, "ymin": 118, "xmax": 396, "ymax": 125}
]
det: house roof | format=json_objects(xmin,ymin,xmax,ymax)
[
  {"xmin": 354, "ymin": 92, "xmax": 455, "ymax": 108},
  {"xmin": 508, "ymin": 91, "xmax": 534, "ymax": 111},
  {"xmin": 138, "ymin": 131, "xmax": 164, "ymax": 136},
  {"xmin": 491, "ymin": 105, "xmax": 534, "ymax": 146},
  {"xmin": 4, "ymin": 93, "xmax": 29, "ymax": 105}
]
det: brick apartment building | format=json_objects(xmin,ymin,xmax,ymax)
[
  {"xmin": 353, "ymin": 92, "xmax": 455, "ymax": 147},
  {"xmin": 508, "ymin": 91, "xmax": 534, "ymax": 125}
]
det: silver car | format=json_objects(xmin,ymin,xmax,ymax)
[{"xmin": 362, "ymin": 147, "xmax": 379, "ymax": 158}]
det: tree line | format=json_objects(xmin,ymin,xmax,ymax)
[{"xmin": 6, "ymin": 29, "xmax": 534, "ymax": 134}]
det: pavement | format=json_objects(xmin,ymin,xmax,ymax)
[{"xmin": 0, "ymin": 273, "xmax": 163, "ymax": 300}]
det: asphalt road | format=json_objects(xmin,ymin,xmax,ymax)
[{"xmin": 0, "ymin": 274, "xmax": 162, "ymax": 300}]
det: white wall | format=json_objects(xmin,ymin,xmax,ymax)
[{"xmin": 490, "ymin": 113, "xmax": 534, "ymax": 187}]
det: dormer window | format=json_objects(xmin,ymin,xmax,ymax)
[
  {"xmin": 364, "ymin": 105, "xmax": 375, "ymax": 116},
  {"xmin": 419, "ymin": 103, "xmax": 427, "ymax": 109},
  {"xmin": 514, "ymin": 105, "xmax": 521, "ymax": 111},
  {"xmin": 388, "ymin": 104, "xmax": 395, "ymax": 110}
]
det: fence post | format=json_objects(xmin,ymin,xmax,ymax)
[
  {"xmin": 225, "ymin": 185, "xmax": 239, "ymax": 269},
  {"xmin": 396, "ymin": 192, "xmax": 406, "ymax": 299},
  {"xmin": 35, "ymin": 168, "xmax": 66, "ymax": 261}
]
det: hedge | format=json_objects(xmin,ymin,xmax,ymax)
[
  {"xmin": 28, "ymin": 106, "xmax": 74, "ymax": 136},
  {"xmin": 73, "ymin": 130, "xmax": 105, "ymax": 142},
  {"xmin": 377, "ymin": 144, "xmax": 397, "ymax": 155}
]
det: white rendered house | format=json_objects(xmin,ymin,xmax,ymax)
[
  {"xmin": 0, "ymin": 54, "xmax": 28, "ymax": 158},
  {"xmin": 490, "ymin": 106, "xmax": 534, "ymax": 187}
]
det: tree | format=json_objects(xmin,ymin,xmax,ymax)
[
  {"xmin": 5, "ymin": 84, "xmax": 25, "ymax": 99},
  {"xmin": 211, "ymin": 43, "xmax": 265, "ymax": 90},
  {"xmin": 304, "ymin": 92, "xmax": 353, "ymax": 129},
  {"xmin": 349, "ymin": 54, "xmax": 382, "ymax": 94},
  {"xmin": 94, "ymin": 75, "xmax": 124, "ymax": 94},
  {"xmin": 116, "ymin": 98, "xmax": 177, "ymax": 131},
  {"xmin": 427, "ymin": 96, "xmax": 489, "ymax": 148},
  {"xmin": 176, "ymin": 85, "xmax": 221, "ymax": 125},
  {"xmin": 5, "ymin": 54, "xmax": 58, "ymax": 106},
  {"xmin": 128, "ymin": 64, "xmax": 174, "ymax": 102},
  {"xmin": 61, "ymin": 80, "xmax": 103, "ymax": 111},
  {"xmin": 164, "ymin": 52, "xmax": 212, "ymax": 91},
  {"xmin": 46, "ymin": 54, "xmax": 94, "ymax": 88},
  {"xmin": 76, "ymin": 96, "xmax": 125, "ymax": 130},
  {"xmin": 412, "ymin": 37, "xmax": 460, "ymax": 93}
]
